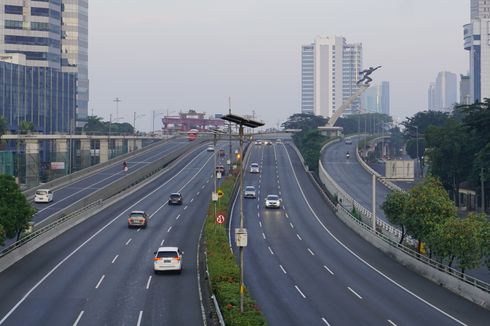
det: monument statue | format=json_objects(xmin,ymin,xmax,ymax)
[{"xmin": 357, "ymin": 65, "xmax": 382, "ymax": 85}]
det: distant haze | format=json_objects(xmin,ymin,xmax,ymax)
[{"xmin": 90, "ymin": 0, "xmax": 469, "ymax": 131}]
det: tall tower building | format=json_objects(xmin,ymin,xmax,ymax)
[
  {"xmin": 464, "ymin": 0, "xmax": 490, "ymax": 102},
  {"xmin": 301, "ymin": 36, "xmax": 362, "ymax": 119},
  {"xmin": 61, "ymin": 0, "xmax": 89, "ymax": 127},
  {"xmin": 0, "ymin": 0, "xmax": 88, "ymax": 127},
  {"xmin": 435, "ymin": 71, "xmax": 457, "ymax": 111},
  {"xmin": 460, "ymin": 74, "xmax": 471, "ymax": 104}
]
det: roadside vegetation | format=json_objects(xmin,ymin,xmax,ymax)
[
  {"xmin": 204, "ymin": 175, "xmax": 267, "ymax": 325},
  {"xmin": 0, "ymin": 174, "xmax": 37, "ymax": 245}
]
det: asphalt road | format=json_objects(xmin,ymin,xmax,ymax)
[
  {"xmin": 230, "ymin": 140, "xmax": 490, "ymax": 325},
  {"xmin": 0, "ymin": 142, "xmax": 229, "ymax": 325}
]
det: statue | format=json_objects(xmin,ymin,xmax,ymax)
[{"xmin": 357, "ymin": 66, "xmax": 382, "ymax": 85}]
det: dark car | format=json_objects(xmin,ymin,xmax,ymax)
[
  {"xmin": 168, "ymin": 192, "xmax": 183, "ymax": 205},
  {"xmin": 218, "ymin": 149, "xmax": 225, "ymax": 157},
  {"xmin": 215, "ymin": 165, "xmax": 225, "ymax": 175}
]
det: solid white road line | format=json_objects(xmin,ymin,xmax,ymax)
[
  {"xmin": 324, "ymin": 265, "xmax": 334, "ymax": 275},
  {"xmin": 388, "ymin": 320, "xmax": 397, "ymax": 326},
  {"xmin": 125, "ymin": 238, "xmax": 132, "ymax": 246},
  {"xmin": 279, "ymin": 265, "xmax": 287, "ymax": 274},
  {"xmin": 297, "ymin": 234, "xmax": 302, "ymax": 241},
  {"xmin": 72, "ymin": 311, "xmax": 84, "ymax": 326},
  {"xmin": 348, "ymin": 287, "xmax": 363, "ymax": 299},
  {"xmin": 146, "ymin": 276, "xmax": 152, "ymax": 290},
  {"xmin": 321, "ymin": 317, "xmax": 331, "ymax": 326},
  {"xmin": 111, "ymin": 255, "xmax": 119, "ymax": 264},
  {"xmin": 294, "ymin": 285, "xmax": 307, "ymax": 299},
  {"xmin": 268, "ymin": 246, "xmax": 274, "ymax": 255},
  {"xmin": 95, "ymin": 275, "xmax": 105, "ymax": 289},
  {"xmin": 307, "ymin": 248, "xmax": 315, "ymax": 256},
  {"xmin": 136, "ymin": 311, "xmax": 143, "ymax": 326}
]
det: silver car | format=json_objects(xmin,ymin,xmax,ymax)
[
  {"xmin": 244, "ymin": 186, "xmax": 256, "ymax": 198},
  {"xmin": 265, "ymin": 195, "xmax": 281, "ymax": 209}
]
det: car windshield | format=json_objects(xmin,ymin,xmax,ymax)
[
  {"xmin": 267, "ymin": 195, "xmax": 279, "ymax": 200},
  {"xmin": 245, "ymin": 186, "xmax": 255, "ymax": 191},
  {"xmin": 170, "ymin": 194, "xmax": 181, "ymax": 198},
  {"xmin": 251, "ymin": 163, "xmax": 258, "ymax": 167},
  {"xmin": 157, "ymin": 251, "xmax": 178, "ymax": 258},
  {"xmin": 36, "ymin": 191, "xmax": 47, "ymax": 195}
]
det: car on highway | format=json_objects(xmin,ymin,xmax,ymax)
[
  {"xmin": 345, "ymin": 138, "xmax": 353, "ymax": 145},
  {"xmin": 153, "ymin": 246, "xmax": 183, "ymax": 274},
  {"xmin": 168, "ymin": 192, "xmax": 183, "ymax": 205},
  {"xmin": 254, "ymin": 140, "xmax": 262, "ymax": 145},
  {"xmin": 244, "ymin": 185, "xmax": 256, "ymax": 198},
  {"xmin": 265, "ymin": 195, "xmax": 281, "ymax": 208},
  {"xmin": 128, "ymin": 210, "xmax": 148, "ymax": 228},
  {"xmin": 218, "ymin": 149, "xmax": 225, "ymax": 157},
  {"xmin": 206, "ymin": 145, "xmax": 215, "ymax": 152},
  {"xmin": 250, "ymin": 163, "xmax": 260, "ymax": 173},
  {"xmin": 34, "ymin": 189, "xmax": 53, "ymax": 203},
  {"xmin": 216, "ymin": 165, "xmax": 225, "ymax": 175}
]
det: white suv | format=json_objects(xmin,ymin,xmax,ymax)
[
  {"xmin": 153, "ymin": 247, "xmax": 183, "ymax": 274},
  {"xmin": 250, "ymin": 163, "xmax": 260, "ymax": 173},
  {"xmin": 34, "ymin": 189, "xmax": 53, "ymax": 203},
  {"xmin": 244, "ymin": 186, "xmax": 256, "ymax": 198}
]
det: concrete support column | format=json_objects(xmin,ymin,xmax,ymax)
[
  {"xmin": 54, "ymin": 139, "xmax": 69, "ymax": 178},
  {"xmin": 135, "ymin": 139, "xmax": 142, "ymax": 151},
  {"xmin": 80, "ymin": 139, "xmax": 91, "ymax": 169},
  {"xmin": 100, "ymin": 139, "xmax": 109, "ymax": 163},
  {"xmin": 128, "ymin": 139, "xmax": 136, "ymax": 152},
  {"xmin": 115, "ymin": 139, "xmax": 123, "ymax": 157},
  {"xmin": 25, "ymin": 140, "xmax": 40, "ymax": 187}
]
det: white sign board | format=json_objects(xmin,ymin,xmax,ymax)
[
  {"xmin": 385, "ymin": 160, "xmax": 414, "ymax": 180},
  {"xmin": 50, "ymin": 162, "xmax": 65, "ymax": 170},
  {"xmin": 235, "ymin": 228, "xmax": 248, "ymax": 247}
]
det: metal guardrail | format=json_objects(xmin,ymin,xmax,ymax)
[{"xmin": 318, "ymin": 139, "xmax": 490, "ymax": 294}]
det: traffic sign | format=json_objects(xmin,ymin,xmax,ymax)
[
  {"xmin": 217, "ymin": 189, "xmax": 224, "ymax": 198},
  {"xmin": 216, "ymin": 214, "xmax": 225, "ymax": 224}
]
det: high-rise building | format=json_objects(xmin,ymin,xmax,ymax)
[
  {"xmin": 61, "ymin": 0, "xmax": 89, "ymax": 128},
  {"xmin": 301, "ymin": 36, "xmax": 362, "ymax": 118},
  {"xmin": 432, "ymin": 71, "xmax": 457, "ymax": 112},
  {"xmin": 363, "ymin": 81, "xmax": 390, "ymax": 115},
  {"xmin": 0, "ymin": 0, "xmax": 88, "ymax": 128},
  {"xmin": 464, "ymin": 0, "xmax": 490, "ymax": 102},
  {"xmin": 460, "ymin": 74, "xmax": 471, "ymax": 104}
]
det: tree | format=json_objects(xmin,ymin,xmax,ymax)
[
  {"xmin": 0, "ymin": 116, "xmax": 7, "ymax": 138},
  {"xmin": 0, "ymin": 174, "xmax": 37, "ymax": 244},
  {"xmin": 281, "ymin": 113, "xmax": 327, "ymax": 131},
  {"xmin": 381, "ymin": 190, "xmax": 410, "ymax": 244},
  {"xmin": 19, "ymin": 120, "xmax": 34, "ymax": 134},
  {"xmin": 291, "ymin": 129, "xmax": 327, "ymax": 172},
  {"xmin": 403, "ymin": 176, "xmax": 457, "ymax": 252}
]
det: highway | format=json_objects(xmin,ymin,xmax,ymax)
[
  {"xmin": 0, "ymin": 142, "xmax": 225, "ymax": 325},
  {"xmin": 230, "ymin": 140, "xmax": 490, "ymax": 325}
]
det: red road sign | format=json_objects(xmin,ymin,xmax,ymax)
[{"xmin": 216, "ymin": 214, "xmax": 225, "ymax": 224}]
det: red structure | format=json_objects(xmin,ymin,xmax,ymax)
[{"xmin": 162, "ymin": 110, "xmax": 225, "ymax": 133}]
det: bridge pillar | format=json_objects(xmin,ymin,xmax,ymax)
[
  {"xmin": 25, "ymin": 140, "xmax": 40, "ymax": 187},
  {"xmin": 135, "ymin": 139, "xmax": 142, "ymax": 151},
  {"xmin": 80, "ymin": 138, "xmax": 91, "ymax": 169},
  {"xmin": 100, "ymin": 139, "xmax": 109, "ymax": 163},
  {"xmin": 53, "ymin": 139, "xmax": 69, "ymax": 178},
  {"xmin": 115, "ymin": 139, "xmax": 124, "ymax": 157},
  {"xmin": 128, "ymin": 139, "xmax": 136, "ymax": 152}
]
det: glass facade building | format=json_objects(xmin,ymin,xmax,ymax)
[
  {"xmin": 301, "ymin": 45, "xmax": 314, "ymax": 114},
  {"xmin": 0, "ymin": 59, "xmax": 77, "ymax": 133}
]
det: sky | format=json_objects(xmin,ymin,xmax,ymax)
[{"xmin": 89, "ymin": 0, "xmax": 470, "ymax": 131}]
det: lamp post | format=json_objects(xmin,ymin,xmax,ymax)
[
  {"xmin": 113, "ymin": 97, "xmax": 122, "ymax": 121},
  {"xmin": 221, "ymin": 113, "xmax": 264, "ymax": 314},
  {"xmin": 133, "ymin": 112, "xmax": 146, "ymax": 134},
  {"xmin": 152, "ymin": 110, "xmax": 165, "ymax": 135},
  {"xmin": 414, "ymin": 125, "xmax": 419, "ymax": 178}
]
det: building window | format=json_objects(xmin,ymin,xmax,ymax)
[{"xmin": 5, "ymin": 5, "xmax": 23, "ymax": 15}]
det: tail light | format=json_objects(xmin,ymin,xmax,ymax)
[
  {"xmin": 128, "ymin": 218, "xmax": 132, "ymax": 223},
  {"xmin": 175, "ymin": 256, "xmax": 181, "ymax": 261},
  {"xmin": 153, "ymin": 257, "xmax": 161, "ymax": 261}
]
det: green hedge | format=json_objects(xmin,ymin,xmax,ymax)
[{"xmin": 204, "ymin": 176, "xmax": 267, "ymax": 325}]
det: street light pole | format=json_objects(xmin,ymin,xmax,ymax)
[
  {"xmin": 113, "ymin": 97, "xmax": 122, "ymax": 121},
  {"xmin": 238, "ymin": 123, "xmax": 244, "ymax": 313},
  {"xmin": 415, "ymin": 126, "xmax": 419, "ymax": 178}
]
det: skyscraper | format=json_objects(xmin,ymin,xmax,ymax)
[
  {"xmin": 0, "ymin": 0, "xmax": 88, "ymax": 127},
  {"xmin": 428, "ymin": 71, "xmax": 457, "ymax": 112},
  {"xmin": 61, "ymin": 0, "xmax": 89, "ymax": 128},
  {"xmin": 464, "ymin": 0, "xmax": 490, "ymax": 102},
  {"xmin": 301, "ymin": 36, "xmax": 362, "ymax": 118},
  {"xmin": 363, "ymin": 81, "xmax": 390, "ymax": 115},
  {"xmin": 460, "ymin": 74, "xmax": 471, "ymax": 104}
]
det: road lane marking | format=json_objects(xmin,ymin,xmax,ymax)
[
  {"xmin": 167, "ymin": 226, "xmax": 172, "ymax": 233},
  {"xmin": 95, "ymin": 275, "xmax": 105, "ymax": 289},
  {"xmin": 289, "ymin": 222, "xmax": 294, "ymax": 229},
  {"xmin": 136, "ymin": 311, "xmax": 143, "ymax": 326},
  {"xmin": 125, "ymin": 238, "xmax": 132, "ymax": 246},
  {"xmin": 348, "ymin": 287, "xmax": 363, "ymax": 299},
  {"xmin": 146, "ymin": 276, "xmax": 152, "ymax": 290},
  {"xmin": 321, "ymin": 317, "xmax": 331, "ymax": 326},
  {"xmin": 388, "ymin": 320, "xmax": 397, "ymax": 326},
  {"xmin": 184, "ymin": 205, "xmax": 188, "ymax": 210},
  {"xmin": 282, "ymin": 147, "xmax": 468, "ymax": 326},
  {"xmin": 197, "ymin": 191, "xmax": 200, "ymax": 195},
  {"xmin": 73, "ymin": 311, "xmax": 84, "ymax": 326},
  {"xmin": 137, "ymin": 228, "xmax": 141, "ymax": 232},
  {"xmin": 324, "ymin": 265, "xmax": 334, "ymax": 275},
  {"xmin": 176, "ymin": 214, "xmax": 181, "ymax": 220},
  {"xmin": 160, "ymin": 239, "xmax": 165, "ymax": 246},
  {"xmin": 297, "ymin": 234, "xmax": 302, "ymax": 241},
  {"xmin": 262, "ymin": 232, "xmax": 266, "ymax": 239},
  {"xmin": 294, "ymin": 285, "xmax": 306, "ymax": 299},
  {"xmin": 268, "ymin": 246, "xmax": 274, "ymax": 255},
  {"xmin": 279, "ymin": 265, "xmax": 287, "ymax": 274},
  {"xmin": 307, "ymin": 248, "xmax": 315, "ymax": 256},
  {"xmin": 190, "ymin": 198, "xmax": 194, "ymax": 203},
  {"xmin": 285, "ymin": 213, "xmax": 289, "ymax": 218},
  {"xmin": 112, "ymin": 255, "xmax": 119, "ymax": 264},
  {"xmin": 259, "ymin": 221, "xmax": 262, "ymax": 228}
]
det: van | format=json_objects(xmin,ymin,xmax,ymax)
[{"xmin": 34, "ymin": 189, "xmax": 53, "ymax": 203}]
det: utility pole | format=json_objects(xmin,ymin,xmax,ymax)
[
  {"xmin": 228, "ymin": 97, "xmax": 232, "ymax": 160},
  {"xmin": 113, "ymin": 97, "xmax": 122, "ymax": 121}
]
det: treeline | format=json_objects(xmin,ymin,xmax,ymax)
[{"xmin": 383, "ymin": 177, "xmax": 490, "ymax": 273}]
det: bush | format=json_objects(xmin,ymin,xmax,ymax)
[{"xmin": 204, "ymin": 175, "xmax": 267, "ymax": 325}]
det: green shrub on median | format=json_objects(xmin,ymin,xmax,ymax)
[{"xmin": 204, "ymin": 175, "xmax": 267, "ymax": 326}]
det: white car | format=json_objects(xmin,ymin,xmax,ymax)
[
  {"xmin": 265, "ymin": 195, "xmax": 281, "ymax": 209},
  {"xmin": 34, "ymin": 189, "xmax": 53, "ymax": 203},
  {"xmin": 345, "ymin": 138, "xmax": 353, "ymax": 145},
  {"xmin": 244, "ymin": 186, "xmax": 256, "ymax": 198},
  {"xmin": 250, "ymin": 163, "xmax": 260, "ymax": 173},
  {"xmin": 153, "ymin": 247, "xmax": 183, "ymax": 274},
  {"xmin": 206, "ymin": 145, "xmax": 215, "ymax": 152}
]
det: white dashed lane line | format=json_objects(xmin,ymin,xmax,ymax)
[
  {"xmin": 289, "ymin": 222, "xmax": 294, "ymax": 229},
  {"xmin": 190, "ymin": 198, "xmax": 194, "ymax": 203},
  {"xmin": 259, "ymin": 221, "xmax": 262, "ymax": 228},
  {"xmin": 111, "ymin": 255, "xmax": 119, "ymax": 264},
  {"xmin": 160, "ymin": 239, "xmax": 165, "ymax": 246},
  {"xmin": 295, "ymin": 285, "xmax": 307, "ymax": 299},
  {"xmin": 137, "ymin": 228, "xmax": 141, "ymax": 232},
  {"xmin": 262, "ymin": 232, "xmax": 266, "ymax": 240},
  {"xmin": 324, "ymin": 265, "xmax": 334, "ymax": 275},
  {"xmin": 321, "ymin": 317, "xmax": 331, "ymax": 326},
  {"xmin": 388, "ymin": 320, "xmax": 397, "ymax": 326},
  {"xmin": 176, "ymin": 214, "xmax": 181, "ymax": 220},
  {"xmin": 146, "ymin": 276, "xmax": 152, "ymax": 290},
  {"xmin": 95, "ymin": 275, "xmax": 105, "ymax": 289},
  {"xmin": 348, "ymin": 286, "xmax": 363, "ymax": 299},
  {"xmin": 73, "ymin": 311, "xmax": 84, "ymax": 326},
  {"xmin": 167, "ymin": 226, "xmax": 172, "ymax": 233},
  {"xmin": 136, "ymin": 311, "xmax": 143, "ymax": 326},
  {"xmin": 125, "ymin": 238, "xmax": 132, "ymax": 246},
  {"xmin": 307, "ymin": 248, "xmax": 315, "ymax": 256},
  {"xmin": 296, "ymin": 234, "xmax": 302, "ymax": 241},
  {"xmin": 268, "ymin": 246, "xmax": 274, "ymax": 255},
  {"xmin": 279, "ymin": 265, "xmax": 287, "ymax": 274}
]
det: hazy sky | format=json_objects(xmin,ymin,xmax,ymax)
[{"xmin": 89, "ymin": 0, "xmax": 469, "ymax": 131}]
